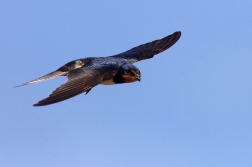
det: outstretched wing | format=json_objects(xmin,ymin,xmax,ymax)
[
  {"xmin": 33, "ymin": 67, "xmax": 107, "ymax": 106},
  {"xmin": 14, "ymin": 59, "xmax": 86, "ymax": 87},
  {"xmin": 33, "ymin": 60, "xmax": 119, "ymax": 106},
  {"xmin": 110, "ymin": 31, "xmax": 181, "ymax": 63}
]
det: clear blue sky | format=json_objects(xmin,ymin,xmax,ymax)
[{"xmin": 1, "ymin": 1, "xmax": 252, "ymax": 167}]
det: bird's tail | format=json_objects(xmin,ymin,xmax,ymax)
[
  {"xmin": 14, "ymin": 71, "xmax": 68, "ymax": 88},
  {"xmin": 14, "ymin": 59, "xmax": 87, "ymax": 88}
]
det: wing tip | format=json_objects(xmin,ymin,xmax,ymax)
[
  {"xmin": 33, "ymin": 100, "xmax": 47, "ymax": 106},
  {"xmin": 33, "ymin": 97, "xmax": 56, "ymax": 106},
  {"xmin": 33, "ymin": 100, "xmax": 55, "ymax": 107},
  {"xmin": 33, "ymin": 102, "xmax": 42, "ymax": 107},
  {"xmin": 173, "ymin": 31, "xmax": 182, "ymax": 40}
]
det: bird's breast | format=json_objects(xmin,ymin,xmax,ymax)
[{"xmin": 101, "ymin": 78, "xmax": 115, "ymax": 85}]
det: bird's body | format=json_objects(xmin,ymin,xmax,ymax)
[{"xmin": 15, "ymin": 31, "xmax": 181, "ymax": 106}]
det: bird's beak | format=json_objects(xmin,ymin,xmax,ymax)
[{"xmin": 135, "ymin": 76, "xmax": 141, "ymax": 82}]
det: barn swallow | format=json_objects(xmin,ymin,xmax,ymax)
[{"xmin": 15, "ymin": 31, "xmax": 181, "ymax": 106}]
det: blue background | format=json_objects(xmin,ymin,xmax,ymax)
[{"xmin": 1, "ymin": 1, "xmax": 252, "ymax": 166}]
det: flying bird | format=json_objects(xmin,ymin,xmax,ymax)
[{"xmin": 15, "ymin": 31, "xmax": 181, "ymax": 106}]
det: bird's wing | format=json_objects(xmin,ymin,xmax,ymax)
[
  {"xmin": 14, "ymin": 59, "xmax": 86, "ymax": 87},
  {"xmin": 33, "ymin": 64, "xmax": 117, "ymax": 106},
  {"xmin": 110, "ymin": 31, "xmax": 181, "ymax": 63}
]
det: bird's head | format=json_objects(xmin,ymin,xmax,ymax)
[{"xmin": 120, "ymin": 63, "xmax": 141, "ymax": 83}]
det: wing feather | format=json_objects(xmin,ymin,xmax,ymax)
[
  {"xmin": 110, "ymin": 31, "xmax": 181, "ymax": 63},
  {"xmin": 33, "ymin": 68, "xmax": 104, "ymax": 106}
]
